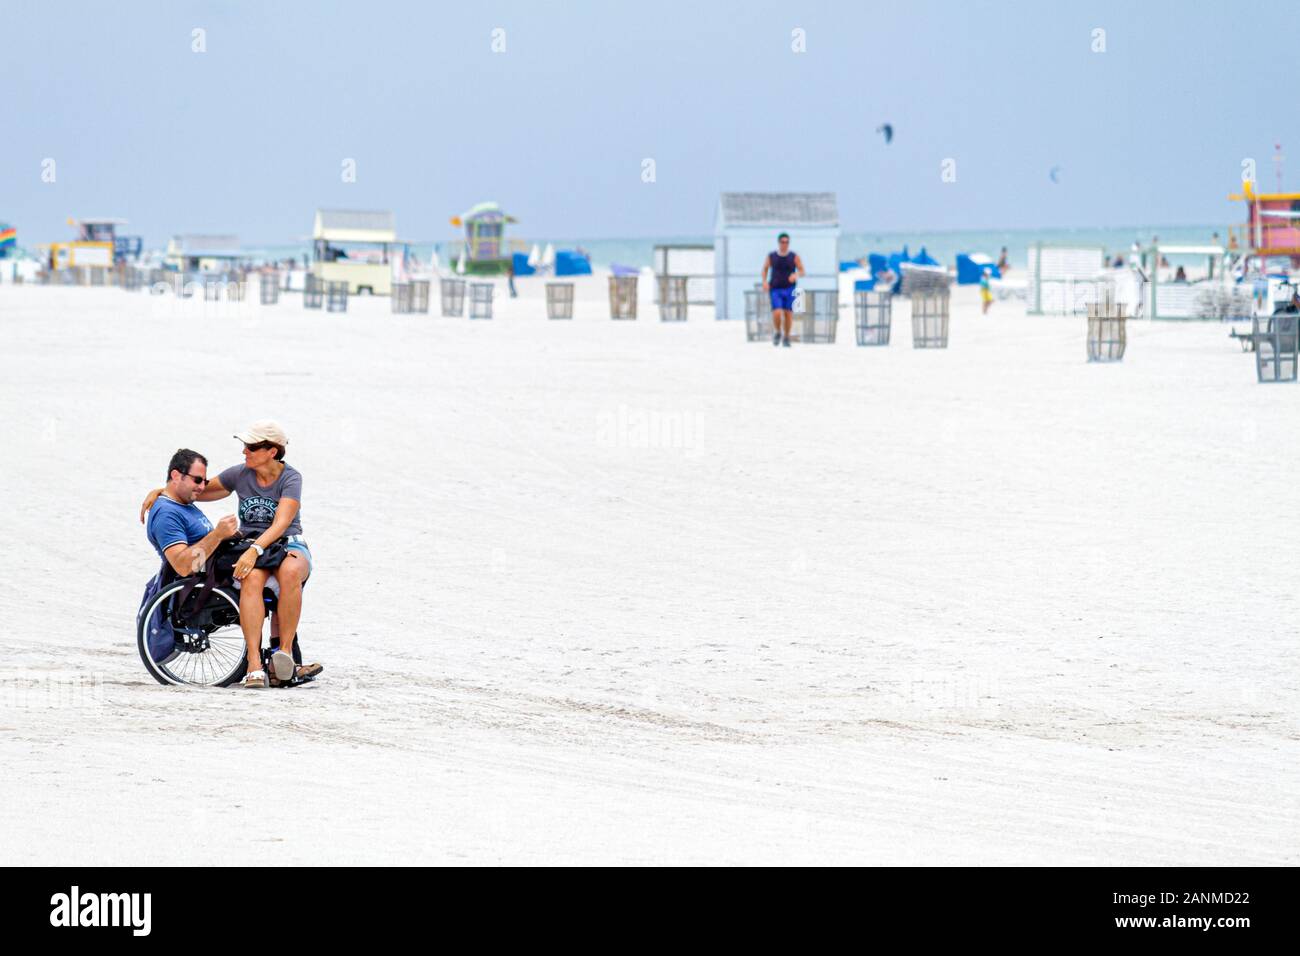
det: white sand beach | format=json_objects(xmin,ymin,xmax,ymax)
[{"xmin": 0, "ymin": 276, "xmax": 1296, "ymax": 865}]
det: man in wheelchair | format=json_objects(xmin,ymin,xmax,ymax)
[
  {"xmin": 145, "ymin": 449, "xmax": 239, "ymax": 580},
  {"xmin": 140, "ymin": 448, "xmax": 320, "ymax": 688}
]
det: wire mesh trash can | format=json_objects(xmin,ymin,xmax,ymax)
[
  {"xmin": 89, "ymin": 268, "xmax": 105, "ymax": 287},
  {"xmin": 854, "ymin": 290, "xmax": 892, "ymax": 346},
  {"xmin": 440, "ymin": 278, "xmax": 466, "ymax": 316},
  {"xmin": 224, "ymin": 273, "xmax": 244, "ymax": 302},
  {"xmin": 173, "ymin": 273, "xmax": 195, "ymax": 298},
  {"xmin": 1086, "ymin": 301, "xmax": 1127, "ymax": 362},
  {"xmin": 123, "ymin": 268, "xmax": 142, "ymax": 291},
  {"xmin": 410, "ymin": 279, "xmax": 430, "ymax": 314},
  {"xmin": 1254, "ymin": 312, "xmax": 1299, "ymax": 383},
  {"xmin": 657, "ymin": 275, "xmax": 688, "ymax": 322},
  {"xmin": 911, "ymin": 291, "xmax": 950, "ymax": 348},
  {"xmin": 744, "ymin": 287, "xmax": 769, "ymax": 341},
  {"xmin": 546, "ymin": 282, "xmax": 574, "ymax": 319},
  {"xmin": 326, "ymin": 280, "xmax": 349, "ymax": 313},
  {"xmin": 304, "ymin": 273, "xmax": 323, "ymax": 309},
  {"xmin": 391, "ymin": 282, "xmax": 412, "ymax": 314},
  {"xmin": 609, "ymin": 275, "xmax": 638, "ymax": 320},
  {"xmin": 259, "ymin": 272, "xmax": 280, "ymax": 306},
  {"xmin": 799, "ymin": 290, "xmax": 839, "ymax": 344},
  {"xmin": 469, "ymin": 282, "xmax": 494, "ymax": 319},
  {"xmin": 203, "ymin": 278, "xmax": 222, "ymax": 302}
]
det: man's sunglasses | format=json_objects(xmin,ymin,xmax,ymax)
[
  {"xmin": 183, "ymin": 473, "xmax": 208, "ymax": 485},
  {"xmin": 243, "ymin": 441, "xmax": 275, "ymax": 452}
]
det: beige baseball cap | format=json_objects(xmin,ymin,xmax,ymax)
[{"xmin": 234, "ymin": 419, "xmax": 289, "ymax": 447}]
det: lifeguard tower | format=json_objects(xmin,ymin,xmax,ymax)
[
  {"xmin": 449, "ymin": 202, "xmax": 518, "ymax": 275},
  {"xmin": 47, "ymin": 217, "xmax": 143, "ymax": 274},
  {"xmin": 310, "ymin": 209, "xmax": 400, "ymax": 295},
  {"xmin": 1229, "ymin": 180, "xmax": 1300, "ymax": 266},
  {"xmin": 1226, "ymin": 179, "xmax": 1300, "ymax": 315}
]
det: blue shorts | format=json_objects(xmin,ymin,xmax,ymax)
[
  {"xmin": 770, "ymin": 287, "xmax": 795, "ymax": 311},
  {"xmin": 284, "ymin": 537, "xmax": 313, "ymax": 579}
]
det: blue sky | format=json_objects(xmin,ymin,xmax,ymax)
[{"xmin": 0, "ymin": 0, "xmax": 1293, "ymax": 245}]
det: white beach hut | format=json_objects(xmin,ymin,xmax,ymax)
[
  {"xmin": 713, "ymin": 192, "xmax": 839, "ymax": 320},
  {"xmin": 165, "ymin": 234, "xmax": 242, "ymax": 273},
  {"xmin": 311, "ymin": 208, "xmax": 398, "ymax": 295}
]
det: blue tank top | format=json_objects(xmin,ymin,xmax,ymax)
[{"xmin": 769, "ymin": 251, "xmax": 797, "ymax": 288}]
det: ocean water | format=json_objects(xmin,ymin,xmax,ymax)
[{"xmin": 237, "ymin": 224, "xmax": 1226, "ymax": 272}]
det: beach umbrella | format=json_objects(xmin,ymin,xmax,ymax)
[
  {"xmin": 431, "ymin": 250, "xmax": 441, "ymax": 273},
  {"xmin": 876, "ymin": 123, "xmax": 893, "ymax": 144},
  {"xmin": 527, "ymin": 244, "xmax": 541, "ymax": 268},
  {"xmin": 541, "ymin": 243, "xmax": 555, "ymax": 268},
  {"xmin": 455, "ymin": 249, "xmax": 466, "ymax": 275}
]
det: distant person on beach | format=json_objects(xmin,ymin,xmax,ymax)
[
  {"xmin": 141, "ymin": 421, "xmax": 322, "ymax": 689},
  {"xmin": 506, "ymin": 256, "xmax": 517, "ymax": 298},
  {"xmin": 762, "ymin": 232, "xmax": 805, "ymax": 347},
  {"xmin": 980, "ymin": 267, "xmax": 993, "ymax": 315},
  {"xmin": 996, "ymin": 247, "xmax": 1010, "ymax": 275},
  {"xmin": 1173, "ymin": 265, "xmax": 1188, "ymax": 283}
]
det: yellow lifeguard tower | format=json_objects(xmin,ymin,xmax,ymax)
[
  {"xmin": 310, "ymin": 209, "xmax": 399, "ymax": 295},
  {"xmin": 46, "ymin": 217, "xmax": 129, "ymax": 275}
]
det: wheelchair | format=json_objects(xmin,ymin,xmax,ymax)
[{"xmin": 136, "ymin": 577, "xmax": 306, "ymax": 687}]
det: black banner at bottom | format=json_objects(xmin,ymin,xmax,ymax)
[{"xmin": 0, "ymin": 866, "xmax": 1288, "ymax": 942}]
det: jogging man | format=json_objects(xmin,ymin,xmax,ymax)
[{"xmin": 762, "ymin": 232, "xmax": 805, "ymax": 347}]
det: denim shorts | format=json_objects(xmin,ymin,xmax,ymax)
[{"xmin": 284, "ymin": 536, "xmax": 312, "ymax": 578}]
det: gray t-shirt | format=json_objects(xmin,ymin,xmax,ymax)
[{"xmin": 218, "ymin": 462, "xmax": 304, "ymax": 537}]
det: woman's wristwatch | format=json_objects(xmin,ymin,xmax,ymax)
[{"xmin": 249, "ymin": 543, "xmax": 265, "ymax": 556}]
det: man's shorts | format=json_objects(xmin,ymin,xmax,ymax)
[{"xmin": 770, "ymin": 287, "xmax": 795, "ymax": 312}]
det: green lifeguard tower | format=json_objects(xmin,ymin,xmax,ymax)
[{"xmin": 449, "ymin": 201, "xmax": 517, "ymax": 275}]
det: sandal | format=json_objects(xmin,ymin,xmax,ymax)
[
  {"xmin": 270, "ymin": 650, "xmax": 296, "ymax": 682},
  {"xmin": 242, "ymin": 670, "xmax": 267, "ymax": 689},
  {"xmin": 269, "ymin": 651, "xmax": 323, "ymax": 684}
]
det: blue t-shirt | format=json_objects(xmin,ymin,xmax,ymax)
[{"xmin": 146, "ymin": 496, "xmax": 213, "ymax": 560}]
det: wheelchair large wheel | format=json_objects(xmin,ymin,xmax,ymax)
[{"xmin": 137, "ymin": 580, "xmax": 248, "ymax": 687}]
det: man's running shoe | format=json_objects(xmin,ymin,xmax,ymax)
[
  {"xmin": 781, "ymin": 335, "xmax": 792, "ymax": 347},
  {"xmin": 773, "ymin": 330, "xmax": 782, "ymax": 346}
]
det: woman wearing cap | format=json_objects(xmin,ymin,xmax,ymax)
[{"xmin": 139, "ymin": 420, "xmax": 322, "ymax": 689}]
